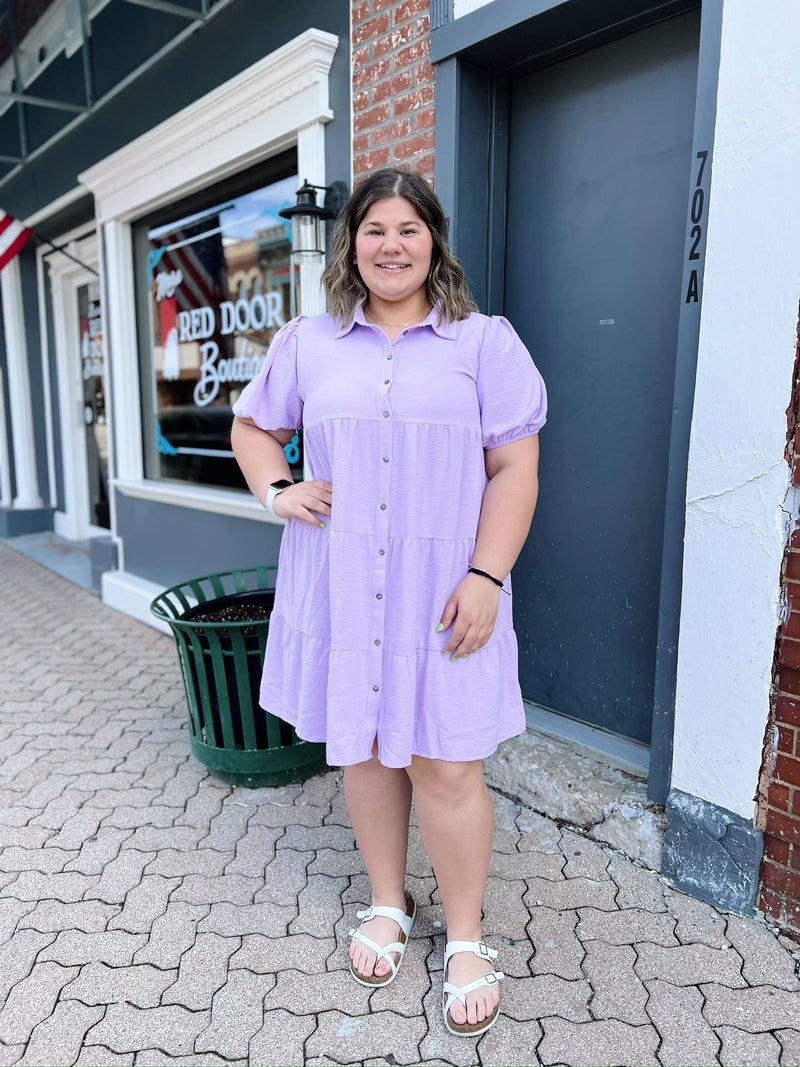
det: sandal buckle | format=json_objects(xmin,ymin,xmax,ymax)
[{"xmin": 484, "ymin": 972, "xmax": 498, "ymax": 985}]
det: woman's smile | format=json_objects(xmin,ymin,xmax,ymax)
[{"xmin": 354, "ymin": 196, "xmax": 433, "ymax": 315}]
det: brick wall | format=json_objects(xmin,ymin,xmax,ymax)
[
  {"xmin": 352, "ymin": 0, "xmax": 435, "ymax": 181},
  {"xmin": 758, "ymin": 303, "xmax": 800, "ymax": 934}
]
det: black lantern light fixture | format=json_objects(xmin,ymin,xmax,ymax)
[{"xmin": 279, "ymin": 179, "xmax": 349, "ymax": 259}]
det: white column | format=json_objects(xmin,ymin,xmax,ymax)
[
  {"xmin": 1, "ymin": 257, "xmax": 43, "ymax": 509},
  {"xmin": 0, "ymin": 368, "xmax": 11, "ymax": 507},
  {"xmin": 297, "ymin": 122, "xmax": 327, "ymax": 317}
]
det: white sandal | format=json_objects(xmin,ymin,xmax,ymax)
[
  {"xmin": 348, "ymin": 890, "xmax": 416, "ymax": 987},
  {"xmin": 442, "ymin": 940, "xmax": 505, "ymax": 1036}
]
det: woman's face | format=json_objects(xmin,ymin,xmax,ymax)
[{"xmin": 353, "ymin": 196, "xmax": 433, "ymax": 306}]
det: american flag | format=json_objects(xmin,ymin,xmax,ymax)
[{"xmin": 0, "ymin": 211, "xmax": 34, "ymax": 272}]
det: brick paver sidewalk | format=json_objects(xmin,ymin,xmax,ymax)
[{"xmin": 1, "ymin": 542, "xmax": 799, "ymax": 1067}]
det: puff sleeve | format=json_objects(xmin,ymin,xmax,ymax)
[
  {"xmin": 232, "ymin": 316, "xmax": 303, "ymax": 430},
  {"xmin": 476, "ymin": 315, "xmax": 547, "ymax": 449}
]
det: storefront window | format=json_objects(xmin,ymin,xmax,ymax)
[{"xmin": 139, "ymin": 164, "xmax": 302, "ymax": 490}]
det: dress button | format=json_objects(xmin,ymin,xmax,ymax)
[
  {"xmin": 376, "ymin": 593, "xmax": 383, "ymax": 600},
  {"xmin": 372, "ymin": 685, "xmax": 380, "ymax": 692},
  {"xmin": 374, "ymin": 639, "xmax": 381, "ymax": 646},
  {"xmin": 387, "ymin": 353, "xmax": 393, "ymax": 360},
  {"xmin": 378, "ymin": 549, "xmax": 385, "ymax": 556},
  {"xmin": 380, "ymin": 504, "xmax": 387, "ymax": 511},
  {"xmin": 384, "ymin": 379, "xmax": 390, "ymax": 385},
  {"xmin": 383, "ymin": 456, "xmax": 390, "ymax": 463},
  {"xmin": 383, "ymin": 411, "xmax": 390, "ymax": 418}
]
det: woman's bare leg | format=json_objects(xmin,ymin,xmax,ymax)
[
  {"xmin": 343, "ymin": 746, "xmax": 413, "ymax": 978},
  {"xmin": 406, "ymin": 756, "xmax": 497, "ymax": 1027}
]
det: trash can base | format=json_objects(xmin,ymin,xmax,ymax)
[{"xmin": 189, "ymin": 734, "xmax": 328, "ymax": 788}]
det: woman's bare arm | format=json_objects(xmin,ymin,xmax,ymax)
[
  {"xmin": 231, "ymin": 416, "xmax": 331, "ymax": 526},
  {"xmin": 438, "ymin": 435, "xmax": 540, "ymax": 660}
]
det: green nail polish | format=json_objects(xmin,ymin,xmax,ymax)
[
  {"xmin": 435, "ymin": 623, "xmax": 443, "ymax": 633},
  {"xmin": 460, "ymin": 655, "xmax": 469, "ymax": 660},
  {"xmin": 319, "ymin": 522, "xmax": 327, "ymax": 528}
]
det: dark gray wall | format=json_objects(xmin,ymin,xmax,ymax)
[
  {"xmin": 116, "ymin": 493, "xmax": 285, "ymax": 588},
  {"xmin": 1, "ymin": 0, "xmax": 351, "ymax": 221}
]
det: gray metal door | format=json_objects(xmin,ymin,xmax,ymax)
[{"xmin": 505, "ymin": 12, "xmax": 700, "ymax": 743}]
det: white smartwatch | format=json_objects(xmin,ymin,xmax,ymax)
[{"xmin": 264, "ymin": 479, "xmax": 293, "ymax": 515}]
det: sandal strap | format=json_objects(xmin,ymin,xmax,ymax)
[
  {"xmin": 444, "ymin": 939, "xmax": 498, "ymax": 967},
  {"xmin": 355, "ymin": 903, "xmax": 415, "ymax": 938},
  {"xmin": 443, "ymin": 969, "xmax": 505, "ymax": 1008},
  {"xmin": 347, "ymin": 928, "xmax": 403, "ymax": 973}
]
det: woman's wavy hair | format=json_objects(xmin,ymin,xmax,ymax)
[{"xmin": 322, "ymin": 167, "xmax": 477, "ymax": 325}]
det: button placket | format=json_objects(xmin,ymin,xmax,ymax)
[{"xmin": 369, "ymin": 339, "xmax": 395, "ymax": 716}]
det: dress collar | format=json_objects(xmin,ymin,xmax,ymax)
[{"xmin": 334, "ymin": 303, "xmax": 458, "ymax": 340}]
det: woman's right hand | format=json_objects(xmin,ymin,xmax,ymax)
[{"xmin": 272, "ymin": 480, "xmax": 332, "ymax": 527}]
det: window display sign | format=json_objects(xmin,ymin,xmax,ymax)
[{"xmin": 143, "ymin": 174, "xmax": 302, "ymax": 490}]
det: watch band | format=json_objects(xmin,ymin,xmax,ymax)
[{"xmin": 264, "ymin": 480, "xmax": 293, "ymax": 515}]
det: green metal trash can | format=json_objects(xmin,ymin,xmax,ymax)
[{"xmin": 150, "ymin": 566, "xmax": 327, "ymax": 787}]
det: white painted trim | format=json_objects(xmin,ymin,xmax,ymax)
[
  {"xmin": 36, "ymin": 246, "xmax": 56, "ymax": 512},
  {"xmin": 672, "ymin": 0, "xmax": 800, "ymax": 820},
  {"xmin": 1, "ymin": 258, "xmax": 43, "ymax": 509},
  {"xmin": 0, "ymin": 367, "xmax": 10, "ymax": 508},
  {"xmin": 80, "ymin": 29, "xmax": 339, "ymax": 223},
  {"xmin": 47, "ymin": 235, "xmax": 100, "ymax": 540},
  {"xmin": 102, "ymin": 568, "xmax": 173, "ymax": 634},
  {"xmin": 113, "ymin": 478, "xmax": 283, "ymax": 524},
  {"xmin": 103, "ymin": 221, "xmax": 142, "ymax": 485}
]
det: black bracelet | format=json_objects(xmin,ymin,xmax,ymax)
[{"xmin": 468, "ymin": 566, "xmax": 506, "ymax": 590}]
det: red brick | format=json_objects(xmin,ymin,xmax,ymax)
[
  {"xmin": 354, "ymin": 147, "xmax": 391, "ymax": 174},
  {"xmin": 776, "ymin": 696, "xmax": 800, "ymax": 728},
  {"xmin": 371, "ymin": 117, "xmax": 413, "ymax": 146},
  {"xmin": 416, "ymin": 14, "xmax": 430, "ymax": 34},
  {"xmin": 792, "ymin": 844, "xmax": 800, "ymax": 871},
  {"xmin": 396, "ymin": 40, "xmax": 430, "ymax": 68},
  {"xmin": 759, "ymin": 884, "xmax": 800, "ymax": 932},
  {"xmin": 353, "ymin": 44, "xmax": 370, "ymax": 67},
  {"xmin": 393, "ymin": 130, "xmax": 435, "ymax": 160},
  {"xmin": 353, "ymin": 1, "xmax": 371, "ymax": 26},
  {"xmin": 775, "ymin": 753, "xmax": 800, "ymax": 786},
  {"xmin": 778, "ymin": 724, "xmax": 799, "ymax": 754},
  {"xmin": 762, "ymin": 859, "xmax": 789, "ymax": 893},
  {"xmin": 394, "ymin": 0, "xmax": 428, "ymax": 26},
  {"xmin": 353, "ymin": 102, "xmax": 391, "ymax": 133},
  {"xmin": 765, "ymin": 834, "xmax": 791, "ymax": 866},
  {"xmin": 394, "ymin": 85, "xmax": 435, "ymax": 115},
  {"xmin": 784, "ymin": 609, "xmax": 800, "ymax": 640},
  {"xmin": 779, "ymin": 638, "xmax": 800, "ymax": 670},
  {"xmin": 414, "ymin": 152, "xmax": 435, "ymax": 176},
  {"xmin": 353, "ymin": 90, "xmax": 371, "ymax": 113},
  {"xmin": 415, "ymin": 58, "xmax": 436, "ymax": 85},
  {"xmin": 353, "ymin": 12, "xmax": 390, "ymax": 45},
  {"xmin": 769, "ymin": 780, "xmax": 791, "ymax": 811},
  {"xmin": 354, "ymin": 58, "xmax": 392, "ymax": 90},
  {"xmin": 777, "ymin": 665, "xmax": 800, "ymax": 698},
  {"xmin": 373, "ymin": 24, "xmax": 415, "ymax": 59},
  {"xmin": 415, "ymin": 107, "xmax": 435, "ymax": 130},
  {"xmin": 786, "ymin": 552, "xmax": 800, "ymax": 582},
  {"xmin": 764, "ymin": 807, "xmax": 800, "ymax": 845},
  {"xmin": 353, "ymin": 133, "xmax": 369, "ymax": 153},
  {"xmin": 373, "ymin": 71, "xmax": 414, "ymax": 104},
  {"xmin": 791, "ymin": 522, "xmax": 800, "ymax": 550},
  {"xmin": 793, "ymin": 790, "xmax": 800, "ymax": 815}
]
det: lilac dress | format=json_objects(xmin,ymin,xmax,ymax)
[{"xmin": 233, "ymin": 305, "xmax": 547, "ymax": 768}]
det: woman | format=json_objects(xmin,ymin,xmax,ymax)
[{"xmin": 231, "ymin": 168, "xmax": 546, "ymax": 1037}]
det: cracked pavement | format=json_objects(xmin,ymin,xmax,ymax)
[{"xmin": 1, "ymin": 542, "xmax": 799, "ymax": 1067}]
